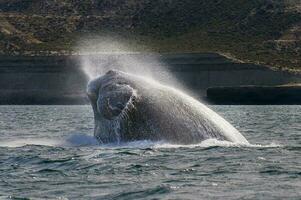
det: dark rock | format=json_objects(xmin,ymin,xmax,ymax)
[{"xmin": 207, "ymin": 85, "xmax": 301, "ymax": 104}]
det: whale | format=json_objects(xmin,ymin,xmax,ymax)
[{"xmin": 87, "ymin": 70, "xmax": 249, "ymax": 144}]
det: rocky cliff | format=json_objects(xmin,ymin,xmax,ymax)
[{"xmin": 0, "ymin": 0, "xmax": 300, "ymax": 71}]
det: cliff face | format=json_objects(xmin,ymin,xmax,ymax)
[
  {"xmin": 0, "ymin": 0, "xmax": 300, "ymax": 70},
  {"xmin": 1, "ymin": 53, "xmax": 300, "ymax": 104}
]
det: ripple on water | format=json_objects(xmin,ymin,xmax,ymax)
[{"xmin": 0, "ymin": 105, "xmax": 301, "ymax": 199}]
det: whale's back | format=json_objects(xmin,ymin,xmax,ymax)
[{"xmin": 131, "ymin": 80, "xmax": 248, "ymax": 144}]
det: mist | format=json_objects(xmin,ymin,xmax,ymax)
[{"xmin": 75, "ymin": 37, "xmax": 184, "ymax": 91}]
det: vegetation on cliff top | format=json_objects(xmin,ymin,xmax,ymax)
[{"xmin": 0, "ymin": 0, "xmax": 300, "ymax": 71}]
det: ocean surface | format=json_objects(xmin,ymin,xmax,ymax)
[{"xmin": 0, "ymin": 105, "xmax": 300, "ymax": 199}]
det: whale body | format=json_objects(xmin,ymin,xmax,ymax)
[{"xmin": 87, "ymin": 70, "xmax": 248, "ymax": 144}]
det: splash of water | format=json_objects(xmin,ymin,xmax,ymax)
[
  {"xmin": 0, "ymin": 135, "xmax": 281, "ymax": 149},
  {"xmin": 78, "ymin": 37, "xmax": 248, "ymax": 144},
  {"xmin": 0, "ymin": 134, "xmax": 99, "ymax": 148},
  {"xmin": 77, "ymin": 37, "xmax": 181, "ymax": 89}
]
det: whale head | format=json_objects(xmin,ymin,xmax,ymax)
[{"xmin": 87, "ymin": 70, "xmax": 138, "ymax": 143}]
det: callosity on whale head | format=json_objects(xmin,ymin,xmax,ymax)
[
  {"xmin": 87, "ymin": 70, "xmax": 138, "ymax": 143},
  {"xmin": 87, "ymin": 70, "xmax": 249, "ymax": 144}
]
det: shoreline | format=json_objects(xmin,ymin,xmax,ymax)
[{"xmin": 1, "ymin": 53, "xmax": 301, "ymax": 105}]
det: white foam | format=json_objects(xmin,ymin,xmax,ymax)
[
  {"xmin": 72, "ymin": 138, "xmax": 281, "ymax": 149},
  {"xmin": 0, "ymin": 134, "xmax": 281, "ymax": 149},
  {"xmin": 151, "ymin": 139, "xmax": 282, "ymax": 149},
  {"xmin": 0, "ymin": 138, "xmax": 61, "ymax": 148},
  {"xmin": 0, "ymin": 134, "xmax": 99, "ymax": 148}
]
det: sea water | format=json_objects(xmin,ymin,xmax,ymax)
[{"xmin": 0, "ymin": 105, "xmax": 300, "ymax": 199}]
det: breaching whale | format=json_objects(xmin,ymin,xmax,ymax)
[{"xmin": 87, "ymin": 70, "xmax": 248, "ymax": 144}]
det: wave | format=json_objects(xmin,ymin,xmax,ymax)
[
  {"xmin": 0, "ymin": 138, "xmax": 62, "ymax": 148},
  {"xmin": 0, "ymin": 133, "xmax": 282, "ymax": 149},
  {"xmin": 0, "ymin": 133, "xmax": 99, "ymax": 148},
  {"xmin": 106, "ymin": 139, "xmax": 282, "ymax": 149}
]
